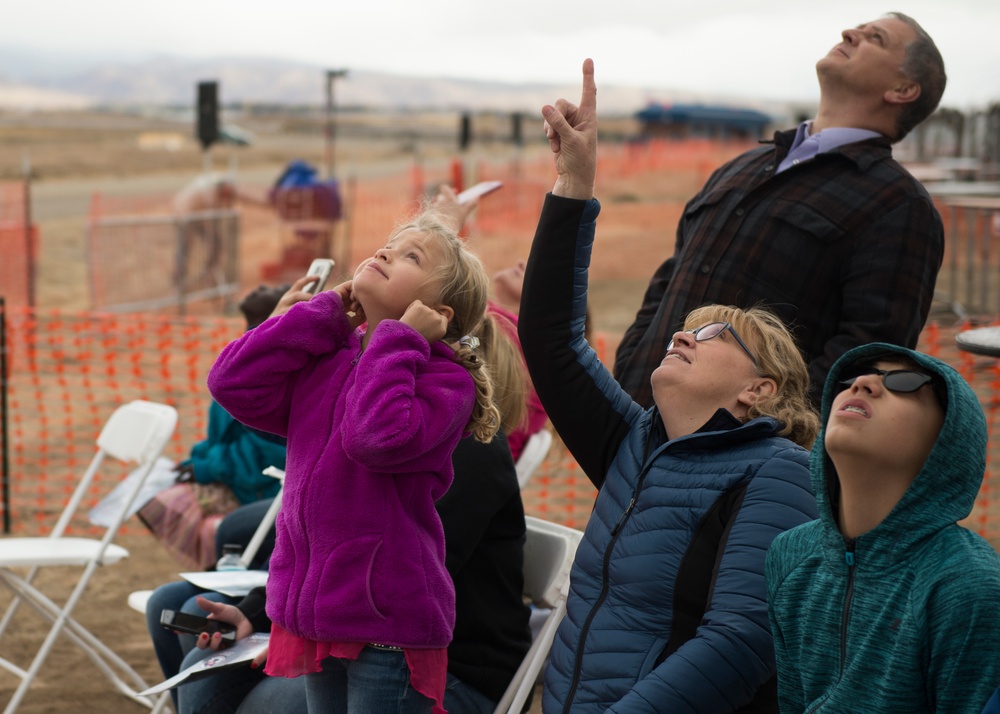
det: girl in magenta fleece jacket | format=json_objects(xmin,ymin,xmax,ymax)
[{"xmin": 207, "ymin": 211, "xmax": 506, "ymax": 714}]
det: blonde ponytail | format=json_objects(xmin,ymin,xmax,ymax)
[{"xmin": 451, "ymin": 312, "xmax": 528, "ymax": 443}]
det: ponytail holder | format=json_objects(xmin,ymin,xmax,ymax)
[{"xmin": 459, "ymin": 335, "xmax": 480, "ymax": 349}]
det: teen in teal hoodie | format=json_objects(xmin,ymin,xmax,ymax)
[{"xmin": 766, "ymin": 343, "xmax": 1000, "ymax": 713}]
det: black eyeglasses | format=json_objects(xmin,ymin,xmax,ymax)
[
  {"xmin": 838, "ymin": 366, "xmax": 936, "ymax": 394},
  {"xmin": 666, "ymin": 321, "xmax": 757, "ymax": 366}
]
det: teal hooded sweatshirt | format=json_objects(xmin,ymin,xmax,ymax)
[{"xmin": 766, "ymin": 343, "xmax": 1000, "ymax": 713}]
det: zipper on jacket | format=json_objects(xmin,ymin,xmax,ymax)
[
  {"xmin": 839, "ymin": 540, "xmax": 857, "ymax": 673},
  {"xmin": 561, "ymin": 464, "xmax": 653, "ymax": 714},
  {"xmin": 610, "ymin": 498, "xmax": 636, "ymax": 536},
  {"xmin": 804, "ymin": 540, "xmax": 857, "ymax": 714}
]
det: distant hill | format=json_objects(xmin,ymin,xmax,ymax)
[{"xmin": 0, "ymin": 49, "xmax": 801, "ymax": 119}]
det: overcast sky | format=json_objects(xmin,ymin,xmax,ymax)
[{"xmin": 5, "ymin": 0, "xmax": 997, "ymax": 109}]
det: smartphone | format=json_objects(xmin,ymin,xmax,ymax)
[
  {"xmin": 456, "ymin": 180, "xmax": 503, "ymax": 205},
  {"xmin": 303, "ymin": 258, "xmax": 335, "ymax": 295},
  {"xmin": 160, "ymin": 609, "xmax": 237, "ymax": 642}
]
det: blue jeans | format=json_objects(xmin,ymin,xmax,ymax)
[
  {"xmin": 179, "ymin": 662, "xmax": 495, "ymax": 714},
  {"xmin": 444, "ymin": 673, "xmax": 497, "ymax": 714},
  {"xmin": 145, "ymin": 580, "xmax": 234, "ymax": 708},
  {"xmin": 236, "ymin": 675, "xmax": 306, "ymax": 714},
  {"xmin": 176, "ymin": 645, "xmax": 269, "ymax": 714},
  {"xmin": 305, "ymin": 646, "xmax": 434, "ymax": 714}
]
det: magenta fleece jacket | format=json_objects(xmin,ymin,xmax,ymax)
[{"xmin": 207, "ymin": 290, "xmax": 474, "ymax": 648}]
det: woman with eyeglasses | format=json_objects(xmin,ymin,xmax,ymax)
[
  {"xmin": 766, "ymin": 343, "xmax": 1000, "ymax": 714},
  {"xmin": 518, "ymin": 59, "xmax": 821, "ymax": 714}
]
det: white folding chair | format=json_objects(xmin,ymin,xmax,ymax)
[
  {"xmin": 0, "ymin": 400, "xmax": 178, "ymax": 713},
  {"xmin": 514, "ymin": 429, "xmax": 553, "ymax": 489},
  {"xmin": 493, "ymin": 516, "xmax": 583, "ymax": 714}
]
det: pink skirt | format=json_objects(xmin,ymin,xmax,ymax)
[{"xmin": 265, "ymin": 622, "xmax": 448, "ymax": 714}]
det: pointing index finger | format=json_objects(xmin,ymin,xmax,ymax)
[{"xmin": 580, "ymin": 58, "xmax": 596, "ymax": 113}]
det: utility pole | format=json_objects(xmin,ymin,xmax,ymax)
[{"xmin": 325, "ymin": 69, "xmax": 348, "ymax": 180}]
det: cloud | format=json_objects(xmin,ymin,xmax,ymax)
[{"xmin": 2, "ymin": 0, "xmax": 997, "ymax": 108}]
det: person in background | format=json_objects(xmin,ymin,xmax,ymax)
[
  {"xmin": 137, "ymin": 284, "xmax": 288, "ymax": 570},
  {"xmin": 173, "ymin": 285, "xmax": 289, "ymax": 506},
  {"xmin": 767, "ymin": 343, "xmax": 1000, "ymax": 713},
  {"xmin": 614, "ymin": 12, "xmax": 947, "ymax": 407},
  {"xmin": 520, "ymin": 59, "xmax": 819, "ymax": 713},
  {"xmin": 172, "ymin": 172, "xmax": 240, "ymax": 289}
]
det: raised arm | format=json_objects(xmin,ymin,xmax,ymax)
[
  {"xmin": 207, "ymin": 290, "xmax": 356, "ymax": 437},
  {"xmin": 520, "ymin": 60, "xmax": 642, "ymax": 488}
]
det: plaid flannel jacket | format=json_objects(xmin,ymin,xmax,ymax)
[{"xmin": 613, "ymin": 129, "xmax": 944, "ymax": 407}]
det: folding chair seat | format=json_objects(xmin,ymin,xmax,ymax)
[
  {"xmin": 0, "ymin": 400, "xmax": 177, "ymax": 713},
  {"xmin": 514, "ymin": 429, "xmax": 553, "ymax": 489},
  {"xmin": 493, "ymin": 516, "xmax": 583, "ymax": 714}
]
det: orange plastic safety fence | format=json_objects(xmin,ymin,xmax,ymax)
[
  {"xmin": 6, "ymin": 317, "xmax": 1000, "ymax": 537},
  {"xmin": 917, "ymin": 319, "xmax": 1000, "ymax": 542},
  {"xmin": 2, "ymin": 306, "xmax": 242, "ymax": 536},
  {"xmin": 9, "ymin": 145, "xmax": 1000, "ymax": 539}
]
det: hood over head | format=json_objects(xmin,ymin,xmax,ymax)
[{"xmin": 812, "ymin": 343, "xmax": 986, "ymax": 552}]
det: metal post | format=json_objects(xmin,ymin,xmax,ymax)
[
  {"xmin": 324, "ymin": 69, "xmax": 348, "ymax": 181},
  {"xmin": 1, "ymin": 296, "xmax": 9, "ymax": 533},
  {"xmin": 22, "ymin": 153, "xmax": 35, "ymax": 308}
]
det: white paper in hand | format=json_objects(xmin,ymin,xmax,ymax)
[
  {"xmin": 180, "ymin": 570, "xmax": 268, "ymax": 598},
  {"xmin": 139, "ymin": 632, "xmax": 270, "ymax": 695}
]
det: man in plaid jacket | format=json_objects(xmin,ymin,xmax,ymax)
[{"xmin": 614, "ymin": 12, "xmax": 947, "ymax": 407}]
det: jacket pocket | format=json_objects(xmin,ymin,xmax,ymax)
[{"xmin": 316, "ymin": 534, "xmax": 388, "ymax": 622}]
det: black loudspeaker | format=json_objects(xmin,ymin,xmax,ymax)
[
  {"xmin": 197, "ymin": 81, "xmax": 219, "ymax": 150},
  {"xmin": 459, "ymin": 112, "xmax": 472, "ymax": 151}
]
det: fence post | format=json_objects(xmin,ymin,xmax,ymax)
[
  {"xmin": 22, "ymin": 166, "xmax": 35, "ymax": 308},
  {"xmin": 1, "ymin": 296, "xmax": 9, "ymax": 533}
]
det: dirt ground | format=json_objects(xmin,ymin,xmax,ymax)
[{"xmin": 0, "ymin": 110, "xmax": 680, "ymax": 712}]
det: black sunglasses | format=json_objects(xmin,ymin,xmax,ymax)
[
  {"xmin": 667, "ymin": 321, "xmax": 757, "ymax": 366},
  {"xmin": 838, "ymin": 366, "xmax": 936, "ymax": 394}
]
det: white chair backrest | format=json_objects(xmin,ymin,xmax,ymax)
[
  {"xmin": 53, "ymin": 400, "xmax": 177, "ymax": 540},
  {"xmin": 491, "ymin": 517, "xmax": 584, "ymax": 714},
  {"xmin": 239, "ymin": 466, "xmax": 285, "ymax": 568},
  {"xmin": 98, "ymin": 400, "xmax": 178, "ymax": 464},
  {"xmin": 515, "ymin": 429, "xmax": 553, "ymax": 489},
  {"xmin": 522, "ymin": 516, "xmax": 583, "ymax": 608}
]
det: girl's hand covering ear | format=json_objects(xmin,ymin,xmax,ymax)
[{"xmin": 401, "ymin": 300, "xmax": 450, "ymax": 343}]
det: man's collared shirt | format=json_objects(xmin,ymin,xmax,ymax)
[{"xmin": 776, "ymin": 121, "xmax": 882, "ymax": 173}]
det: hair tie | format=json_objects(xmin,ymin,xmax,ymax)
[{"xmin": 459, "ymin": 335, "xmax": 480, "ymax": 349}]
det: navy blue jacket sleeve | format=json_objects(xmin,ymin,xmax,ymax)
[{"xmin": 518, "ymin": 194, "xmax": 644, "ymax": 488}]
